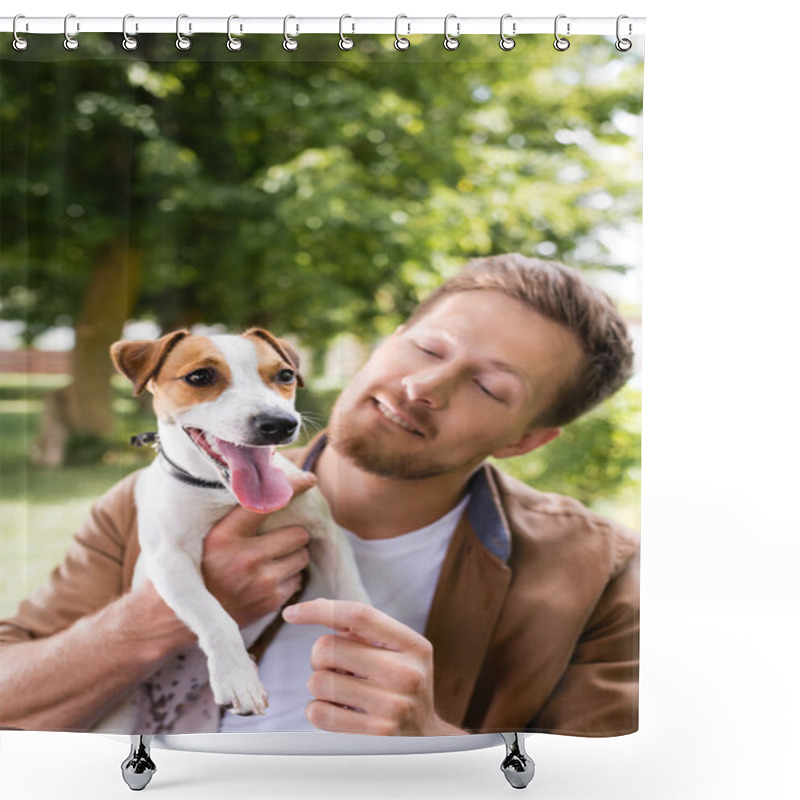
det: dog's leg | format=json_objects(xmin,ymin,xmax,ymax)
[
  {"xmin": 144, "ymin": 546, "xmax": 268, "ymax": 716},
  {"xmin": 306, "ymin": 516, "xmax": 370, "ymax": 604},
  {"xmin": 265, "ymin": 479, "xmax": 370, "ymax": 605}
]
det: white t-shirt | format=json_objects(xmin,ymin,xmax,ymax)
[{"xmin": 220, "ymin": 494, "xmax": 470, "ymax": 733}]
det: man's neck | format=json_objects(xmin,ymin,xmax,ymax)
[{"xmin": 314, "ymin": 443, "xmax": 474, "ymax": 541}]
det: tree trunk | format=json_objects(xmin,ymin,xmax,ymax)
[{"xmin": 33, "ymin": 238, "xmax": 140, "ymax": 466}]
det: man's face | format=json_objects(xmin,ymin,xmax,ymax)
[{"xmin": 327, "ymin": 290, "xmax": 584, "ymax": 480}]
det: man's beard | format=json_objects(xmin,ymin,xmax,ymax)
[{"xmin": 327, "ymin": 396, "xmax": 455, "ymax": 481}]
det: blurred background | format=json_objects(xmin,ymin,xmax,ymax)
[{"xmin": 0, "ymin": 33, "xmax": 642, "ymax": 618}]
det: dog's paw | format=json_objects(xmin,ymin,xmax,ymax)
[{"xmin": 209, "ymin": 658, "xmax": 269, "ymax": 716}]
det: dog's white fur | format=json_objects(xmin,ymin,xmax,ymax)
[{"xmin": 93, "ymin": 331, "xmax": 368, "ymax": 731}]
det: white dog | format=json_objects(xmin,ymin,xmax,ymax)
[{"xmin": 95, "ymin": 328, "xmax": 368, "ymax": 731}]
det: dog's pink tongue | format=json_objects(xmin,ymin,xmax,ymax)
[{"xmin": 214, "ymin": 440, "xmax": 293, "ymax": 513}]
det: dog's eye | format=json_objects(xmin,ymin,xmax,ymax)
[
  {"xmin": 184, "ymin": 368, "xmax": 217, "ymax": 387},
  {"xmin": 275, "ymin": 369, "xmax": 296, "ymax": 385}
]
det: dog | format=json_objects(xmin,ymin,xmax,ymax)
[{"xmin": 94, "ymin": 327, "xmax": 368, "ymax": 731}]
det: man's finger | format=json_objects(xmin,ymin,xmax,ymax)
[
  {"xmin": 285, "ymin": 469, "xmax": 318, "ymax": 496},
  {"xmin": 265, "ymin": 539, "xmax": 311, "ymax": 581},
  {"xmin": 207, "ymin": 504, "xmax": 270, "ymax": 540},
  {"xmin": 311, "ymin": 632, "xmax": 411, "ymax": 679},
  {"xmin": 307, "ymin": 669, "xmax": 376, "ymax": 713},
  {"xmin": 305, "ymin": 699, "xmax": 373, "ymax": 735},
  {"xmin": 252, "ymin": 525, "xmax": 310, "ymax": 556},
  {"xmin": 283, "ymin": 598, "xmax": 425, "ymax": 653}
]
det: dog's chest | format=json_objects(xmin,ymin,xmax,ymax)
[{"xmin": 132, "ymin": 464, "xmax": 235, "ymax": 574}]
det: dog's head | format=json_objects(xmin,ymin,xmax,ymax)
[{"xmin": 111, "ymin": 328, "xmax": 304, "ymax": 512}]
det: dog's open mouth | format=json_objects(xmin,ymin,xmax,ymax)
[{"xmin": 184, "ymin": 427, "xmax": 293, "ymax": 514}]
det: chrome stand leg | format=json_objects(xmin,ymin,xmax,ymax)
[
  {"xmin": 499, "ymin": 733, "xmax": 535, "ymax": 789},
  {"xmin": 121, "ymin": 735, "xmax": 157, "ymax": 791}
]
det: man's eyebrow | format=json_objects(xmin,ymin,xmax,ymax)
[
  {"xmin": 416, "ymin": 328, "xmax": 528, "ymax": 386},
  {"xmin": 487, "ymin": 358, "xmax": 525, "ymax": 378},
  {"xmin": 484, "ymin": 359, "xmax": 532, "ymax": 395}
]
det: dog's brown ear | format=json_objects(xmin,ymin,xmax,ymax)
[
  {"xmin": 244, "ymin": 328, "xmax": 305, "ymax": 388},
  {"xmin": 110, "ymin": 330, "xmax": 190, "ymax": 396}
]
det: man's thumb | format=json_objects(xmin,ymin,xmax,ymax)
[{"xmin": 287, "ymin": 470, "xmax": 318, "ymax": 497}]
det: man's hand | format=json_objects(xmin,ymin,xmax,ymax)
[
  {"xmin": 199, "ymin": 471, "xmax": 317, "ymax": 629},
  {"xmin": 283, "ymin": 598, "xmax": 465, "ymax": 736}
]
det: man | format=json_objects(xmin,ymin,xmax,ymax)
[{"xmin": 0, "ymin": 254, "xmax": 639, "ymax": 737}]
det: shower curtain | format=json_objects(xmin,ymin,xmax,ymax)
[{"xmin": 0, "ymin": 24, "xmax": 643, "ymax": 739}]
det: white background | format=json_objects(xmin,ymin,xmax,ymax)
[{"xmin": 2, "ymin": 1, "xmax": 799, "ymax": 798}]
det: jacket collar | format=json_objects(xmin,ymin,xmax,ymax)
[
  {"xmin": 301, "ymin": 432, "xmax": 513, "ymax": 565},
  {"xmin": 300, "ymin": 432, "xmax": 513, "ymax": 728}
]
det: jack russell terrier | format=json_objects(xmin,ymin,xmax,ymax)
[{"xmin": 94, "ymin": 328, "xmax": 368, "ymax": 732}]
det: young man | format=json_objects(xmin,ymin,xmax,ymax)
[{"xmin": 0, "ymin": 254, "xmax": 639, "ymax": 737}]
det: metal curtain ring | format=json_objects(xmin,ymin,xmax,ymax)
[
  {"xmin": 615, "ymin": 14, "xmax": 632, "ymax": 51},
  {"xmin": 227, "ymin": 15, "xmax": 243, "ymax": 51},
  {"xmin": 122, "ymin": 14, "xmax": 138, "ymax": 51},
  {"xmin": 176, "ymin": 14, "xmax": 192, "ymax": 50},
  {"xmin": 499, "ymin": 14, "xmax": 515, "ymax": 50},
  {"xmin": 12, "ymin": 14, "xmax": 28, "ymax": 51},
  {"xmin": 339, "ymin": 14, "xmax": 355, "ymax": 50},
  {"xmin": 283, "ymin": 15, "xmax": 299, "ymax": 51},
  {"xmin": 64, "ymin": 14, "xmax": 79, "ymax": 51},
  {"xmin": 554, "ymin": 14, "xmax": 570, "ymax": 51},
  {"xmin": 394, "ymin": 15, "xmax": 410, "ymax": 50},
  {"xmin": 443, "ymin": 14, "xmax": 460, "ymax": 50}
]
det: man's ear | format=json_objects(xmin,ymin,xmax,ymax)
[
  {"xmin": 491, "ymin": 427, "xmax": 562, "ymax": 460},
  {"xmin": 110, "ymin": 330, "xmax": 190, "ymax": 396}
]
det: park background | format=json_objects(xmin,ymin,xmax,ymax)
[
  {"xmin": 2, "ymin": 2, "xmax": 799, "ymax": 800},
  {"xmin": 0, "ymin": 28, "xmax": 642, "ymax": 620}
]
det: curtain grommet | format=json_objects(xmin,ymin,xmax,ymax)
[
  {"xmin": 64, "ymin": 14, "xmax": 79, "ymax": 51},
  {"xmin": 176, "ymin": 14, "xmax": 192, "ymax": 50},
  {"xmin": 339, "ymin": 15, "xmax": 355, "ymax": 50},
  {"xmin": 227, "ymin": 15, "xmax": 243, "ymax": 51},
  {"xmin": 122, "ymin": 14, "xmax": 138, "ymax": 51},
  {"xmin": 394, "ymin": 15, "xmax": 410, "ymax": 50},
  {"xmin": 499, "ymin": 14, "xmax": 516, "ymax": 51},
  {"xmin": 615, "ymin": 15, "xmax": 632, "ymax": 51},
  {"xmin": 12, "ymin": 15, "xmax": 28, "ymax": 51},
  {"xmin": 283, "ymin": 15, "xmax": 299, "ymax": 51},
  {"xmin": 443, "ymin": 14, "xmax": 460, "ymax": 50},
  {"xmin": 554, "ymin": 14, "xmax": 570, "ymax": 51}
]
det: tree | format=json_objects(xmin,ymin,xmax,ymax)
[{"xmin": 0, "ymin": 34, "xmax": 643, "ymax": 464}]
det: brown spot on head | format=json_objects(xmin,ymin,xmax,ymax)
[
  {"xmin": 149, "ymin": 336, "xmax": 233, "ymax": 417},
  {"xmin": 241, "ymin": 330, "xmax": 302, "ymax": 402},
  {"xmin": 110, "ymin": 330, "xmax": 190, "ymax": 396},
  {"xmin": 244, "ymin": 328, "xmax": 304, "ymax": 388}
]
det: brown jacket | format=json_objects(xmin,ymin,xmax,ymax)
[{"xmin": 0, "ymin": 434, "xmax": 639, "ymax": 736}]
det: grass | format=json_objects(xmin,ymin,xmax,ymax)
[{"xmin": 0, "ymin": 376, "xmax": 156, "ymax": 617}]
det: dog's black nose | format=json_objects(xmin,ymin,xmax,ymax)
[{"xmin": 251, "ymin": 413, "xmax": 299, "ymax": 444}]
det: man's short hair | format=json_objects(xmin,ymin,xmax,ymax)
[{"xmin": 408, "ymin": 254, "xmax": 635, "ymax": 428}]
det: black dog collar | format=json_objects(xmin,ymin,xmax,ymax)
[{"xmin": 130, "ymin": 431, "xmax": 226, "ymax": 490}]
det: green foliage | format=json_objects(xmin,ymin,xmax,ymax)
[
  {"xmin": 0, "ymin": 34, "xmax": 641, "ymax": 513},
  {"xmin": 496, "ymin": 385, "xmax": 641, "ymax": 508},
  {"xmin": 0, "ymin": 378, "xmax": 153, "ymax": 499},
  {"xmin": 1, "ymin": 34, "xmax": 642, "ymax": 347},
  {"xmin": 63, "ymin": 433, "xmax": 113, "ymax": 466}
]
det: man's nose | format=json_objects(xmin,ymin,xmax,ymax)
[{"xmin": 401, "ymin": 367, "xmax": 455, "ymax": 409}]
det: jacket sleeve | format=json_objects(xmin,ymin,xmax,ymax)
[
  {"xmin": 0, "ymin": 472, "xmax": 139, "ymax": 646},
  {"xmin": 528, "ymin": 551, "xmax": 640, "ymax": 736}
]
